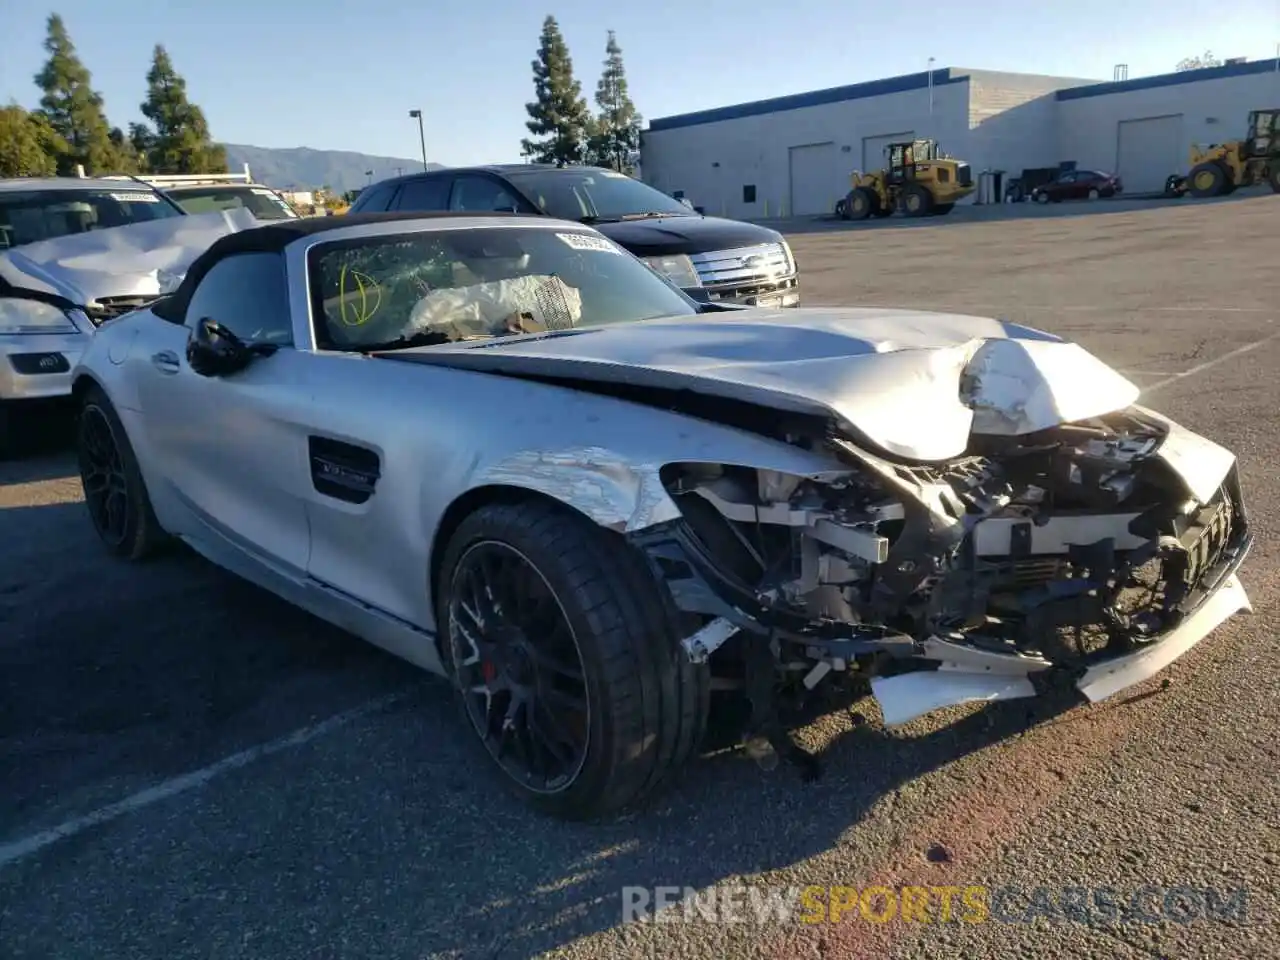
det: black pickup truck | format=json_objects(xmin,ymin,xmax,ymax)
[{"xmin": 349, "ymin": 164, "xmax": 800, "ymax": 308}]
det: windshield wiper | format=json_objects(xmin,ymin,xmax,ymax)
[
  {"xmin": 359, "ymin": 330, "xmax": 453, "ymax": 353},
  {"xmin": 578, "ymin": 215, "xmax": 623, "ymax": 225},
  {"xmin": 619, "ymin": 211, "xmax": 689, "ymax": 220}
]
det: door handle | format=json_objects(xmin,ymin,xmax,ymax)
[{"xmin": 151, "ymin": 350, "xmax": 181, "ymax": 374}]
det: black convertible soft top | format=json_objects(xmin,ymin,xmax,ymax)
[{"xmin": 153, "ymin": 210, "xmax": 528, "ymax": 322}]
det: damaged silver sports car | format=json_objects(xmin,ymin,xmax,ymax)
[{"xmin": 72, "ymin": 212, "xmax": 1253, "ymax": 819}]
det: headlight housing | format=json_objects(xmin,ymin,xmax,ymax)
[
  {"xmin": 0, "ymin": 298, "xmax": 79, "ymax": 335},
  {"xmin": 780, "ymin": 240, "xmax": 796, "ymax": 273},
  {"xmin": 642, "ymin": 254, "xmax": 702, "ymax": 289}
]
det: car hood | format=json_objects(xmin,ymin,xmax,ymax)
[
  {"xmin": 591, "ymin": 215, "xmax": 784, "ymax": 258},
  {"xmin": 0, "ymin": 208, "xmax": 258, "ymax": 309},
  {"xmin": 385, "ymin": 307, "xmax": 1141, "ymax": 462}
]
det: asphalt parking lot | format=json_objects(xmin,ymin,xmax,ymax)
[{"xmin": 3, "ymin": 193, "xmax": 1278, "ymax": 960}]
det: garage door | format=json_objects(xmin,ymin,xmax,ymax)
[
  {"xmin": 862, "ymin": 131, "xmax": 914, "ymax": 173},
  {"xmin": 788, "ymin": 142, "xmax": 840, "ymax": 217},
  {"xmin": 1116, "ymin": 115, "xmax": 1184, "ymax": 194}
]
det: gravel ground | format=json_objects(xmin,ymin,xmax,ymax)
[{"xmin": 1, "ymin": 192, "xmax": 1277, "ymax": 960}]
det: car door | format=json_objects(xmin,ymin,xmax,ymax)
[{"xmin": 131, "ymin": 251, "xmax": 313, "ymax": 574}]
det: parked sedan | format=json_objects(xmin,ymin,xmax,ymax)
[
  {"xmin": 1032, "ymin": 169, "xmax": 1123, "ymax": 203},
  {"xmin": 72, "ymin": 212, "xmax": 1252, "ymax": 819}
]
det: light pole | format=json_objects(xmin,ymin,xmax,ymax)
[
  {"xmin": 409, "ymin": 109, "xmax": 427, "ymax": 171},
  {"xmin": 927, "ymin": 57, "xmax": 936, "ymax": 116}
]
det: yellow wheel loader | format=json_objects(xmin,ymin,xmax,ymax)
[
  {"xmin": 835, "ymin": 140, "xmax": 975, "ymax": 221},
  {"xmin": 1169, "ymin": 109, "xmax": 1280, "ymax": 199}
]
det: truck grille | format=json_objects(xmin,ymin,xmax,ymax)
[
  {"xmin": 956, "ymin": 163, "xmax": 972, "ymax": 187},
  {"xmin": 690, "ymin": 243, "xmax": 794, "ymax": 294}
]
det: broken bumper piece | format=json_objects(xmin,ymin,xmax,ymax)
[{"xmin": 871, "ymin": 572, "xmax": 1252, "ymax": 727}]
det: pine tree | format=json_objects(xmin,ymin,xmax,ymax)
[
  {"xmin": 521, "ymin": 16, "xmax": 591, "ymax": 166},
  {"xmin": 137, "ymin": 45, "xmax": 227, "ymax": 174},
  {"xmin": 0, "ymin": 104, "xmax": 64, "ymax": 177},
  {"xmin": 33, "ymin": 14, "xmax": 126, "ymax": 175},
  {"xmin": 587, "ymin": 31, "xmax": 642, "ymax": 173}
]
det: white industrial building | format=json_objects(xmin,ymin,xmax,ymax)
[{"xmin": 640, "ymin": 60, "xmax": 1280, "ymax": 219}]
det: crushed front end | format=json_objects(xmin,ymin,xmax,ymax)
[{"xmin": 631, "ymin": 405, "xmax": 1253, "ymax": 744}]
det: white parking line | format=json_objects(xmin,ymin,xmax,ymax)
[
  {"xmin": 1141, "ymin": 332, "xmax": 1280, "ymax": 395},
  {"xmin": 0, "ymin": 691, "xmax": 410, "ymax": 870}
]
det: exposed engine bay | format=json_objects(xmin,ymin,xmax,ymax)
[{"xmin": 631, "ymin": 404, "xmax": 1252, "ymax": 774}]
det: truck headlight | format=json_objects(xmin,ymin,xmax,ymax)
[
  {"xmin": 642, "ymin": 254, "xmax": 702, "ymax": 288},
  {"xmin": 0, "ymin": 298, "xmax": 79, "ymax": 335},
  {"xmin": 780, "ymin": 240, "xmax": 796, "ymax": 272}
]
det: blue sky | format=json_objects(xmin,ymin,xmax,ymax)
[{"xmin": 2, "ymin": 0, "xmax": 1277, "ymax": 166}]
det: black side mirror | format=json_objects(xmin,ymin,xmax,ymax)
[{"xmin": 187, "ymin": 317, "xmax": 276, "ymax": 378}]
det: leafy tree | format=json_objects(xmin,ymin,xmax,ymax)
[
  {"xmin": 33, "ymin": 13, "xmax": 126, "ymax": 175},
  {"xmin": 586, "ymin": 30, "xmax": 642, "ymax": 173},
  {"xmin": 128, "ymin": 122, "xmax": 156, "ymax": 172},
  {"xmin": 107, "ymin": 126, "xmax": 141, "ymax": 174},
  {"xmin": 137, "ymin": 45, "xmax": 227, "ymax": 174},
  {"xmin": 521, "ymin": 15, "xmax": 591, "ymax": 166},
  {"xmin": 1176, "ymin": 51, "xmax": 1223, "ymax": 72},
  {"xmin": 0, "ymin": 104, "xmax": 64, "ymax": 177}
]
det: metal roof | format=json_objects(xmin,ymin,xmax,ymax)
[{"xmin": 0, "ymin": 177, "xmax": 161, "ymax": 193}]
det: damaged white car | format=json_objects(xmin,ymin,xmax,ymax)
[
  {"xmin": 0, "ymin": 176, "xmax": 256, "ymax": 453},
  {"xmin": 71, "ymin": 212, "xmax": 1253, "ymax": 819}
]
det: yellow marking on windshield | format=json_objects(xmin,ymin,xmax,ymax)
[{"xmin": 337, "ymin": 263, "xmax": 382, "ymax": 326}]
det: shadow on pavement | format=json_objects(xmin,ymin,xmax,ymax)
[
  {"xmin": 0, "ymin": 448, "xmax": 77, "ymax": 487},
  {"xmin": 0, "ymin": 498, "xmax": 1088, "ymax": 959},
  {"xmin": 415, "ymin": 686, "xmax": 1084, "ymax": 956}
]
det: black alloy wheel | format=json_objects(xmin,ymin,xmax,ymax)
[
  {"xmin": 78, "ymin": 402, "xmax": 132, "ymax": 550},
  {"xmin": 447, "ymin": 540, "xmax": 590, "ymax": 794},
  {"xmin": 76, "ymin": 385, "xmax": 167, "ymax": 560}
]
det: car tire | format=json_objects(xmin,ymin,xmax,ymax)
[
  {"xmin": 436, "ymin": 499, "xmax": 710, "ymax": 820},
  {"xmin": 0, "ymin": 402, "xmax": 15, "ymax": 460},
  {"xmin": 1034, "ymin": 190, "xmax": 1049, "ymax": 204},
  {"xmin": 1269, "ymin": 165, "xmax": 1280, "ymax": 194},
  {"xmin": 76, "ymin": 384, "xmax": 169, "ymax": 560},
  {"xmin": 1088, "ymin": 188, "xmax": 1100, "ymax": 200}
]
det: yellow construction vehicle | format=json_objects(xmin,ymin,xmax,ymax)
[
  {"xmin": 835, "ymin": 139, "xmax": 975, "ymax": 220},
  {"xmin": 1168, "ymin": 108, "xmax": 1280, "ymax": 198}
]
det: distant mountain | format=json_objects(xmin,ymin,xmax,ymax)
[{"xmin": 220, "ymin": 143, "xmax": 445, "ymax": 193}]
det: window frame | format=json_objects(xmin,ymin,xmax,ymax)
[
  {"xmin": 180, "ymin": 250, "xmax": 295, "ymax": 347},
  {"xmin": 302, "ymin": 224, "xmax": 701, "ymax": 353}
]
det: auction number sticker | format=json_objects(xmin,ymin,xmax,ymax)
[
  {"xmin": 111, "ymin": 193, "xmax": 160, "ymax": 203},
  {"xmin": 556, "ymin": 232, "xmax": 621, "ymax": 254}
]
